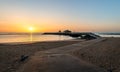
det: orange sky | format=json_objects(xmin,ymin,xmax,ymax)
[
  {"xmin": 0, "ymin": 0, "xmax": 120, "ymax": 33},
  {"xmin": 0, "ymin": 16, "xmax": 119, "ymax": 33}
]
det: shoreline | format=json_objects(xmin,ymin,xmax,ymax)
[
  {"xmin": 0, "ymin": 39, "xmax": 83, "ymax": 45},
  {"xmin": 0, "ymin": 36, "xmax": 119, "ymax": 45}
]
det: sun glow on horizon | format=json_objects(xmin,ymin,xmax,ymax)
[
  {"xmin": 0, "ymin": 0, "xmax": 120, "ymax": 33},
  {"xmin": 28, "ymin": 27, "xmax": 35, "ymax": 32}
]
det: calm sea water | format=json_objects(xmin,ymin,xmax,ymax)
[
  {"xmin": 99, "ymin": 35, "xmax": 120, "ymax": 37},
  {"xmin": 0, "ymin": 34, "xmax": 75, "ymax": 43},
  {"xmin": 97, "ymin": 33, "xmax": 120, "ymax": 37},
  {"xmin": 0, "ymin": 33, "xmax": 120, "ymax": 43}
]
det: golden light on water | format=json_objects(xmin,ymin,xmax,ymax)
[{"xmin": 28, "ymin": 27, "xmax": 35, "ymax": 42}]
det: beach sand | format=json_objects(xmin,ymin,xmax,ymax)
[
  {"xmin": 0, "ymin": 38, "xmax": 120, "ymax": 72},
  {"xmin": 16, "ymin": 38, "xmax": 107, "ymax": 72},
  {"xmin": 0, "ymin": 40, "xmax": 81, "ymax": 72},
  {"xmin": 72, "ymin": 37, "xmax": 120, "ymax": 72}
]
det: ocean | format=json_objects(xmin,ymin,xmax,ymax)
[
  {"xmin": 0, "ymin": 34, "xmax": 75, "ymax": 43},
  {"xmin": 0, "ymin": 33, "xmax": 120, "ymax": 43}
]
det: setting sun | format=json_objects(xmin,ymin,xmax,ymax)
[
  {"xmin": 28, "ymin": 26, "xmax": 36, "ymax": 33},
  {"xmin": 29, "ymin": 27, "xmax": 34, "ymax": 31}
]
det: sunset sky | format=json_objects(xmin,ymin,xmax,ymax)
[{"xmin": 0, "ymin": 0, "xmax": 120, "ymax": 33}]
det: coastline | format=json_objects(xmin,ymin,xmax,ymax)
[{"xmin": 0, "ymin": 38, "xmax": 82, "ymax": 44}]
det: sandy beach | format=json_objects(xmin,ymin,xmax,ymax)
[
  {"xmin": 0, "ymin": 0, "xmax": 120, "ymax": 72},
  {"xmin": 0, "ymin": 38, "xmax": 120, "ymax": 72},
  {"xmin": 72, "ymin": 37, "xmax": 120, "ymax": 72},
  {"xmin": 0, "ymin": 40, "xmax": 81, "ymax": 72}
]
